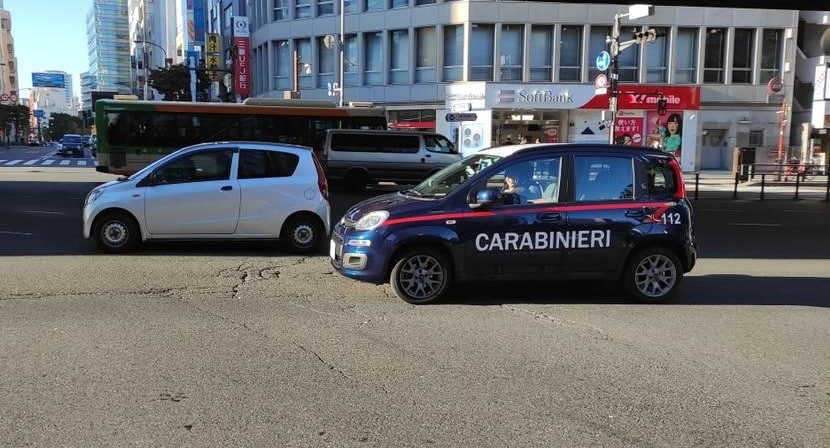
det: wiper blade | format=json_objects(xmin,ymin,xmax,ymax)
[{"xmin": 401, "ymin": 189, "xmax": 422, "ymax": 196}]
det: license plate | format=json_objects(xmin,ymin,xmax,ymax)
[{"xmin": 329, "ymin": 239, "xmax": 342, "ymax": 260}]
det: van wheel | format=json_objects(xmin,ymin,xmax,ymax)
[
  {"xmin": 344, "ymin": 170, "xmax": 369, "ymax": 191},
  {"xmin": 623, "ymin": 247, "xmax": 682, "ymax": 303},
  {"xmin": 281, "ymin": 215, "xmax": 323, "ymax": 254},
  {"xmin": 390, "ymin": 248, "xmax": 452, "ymax": 305},
  {"xmin": 93, "ymin": 211, "xmax": 139, "ymax": 253}
]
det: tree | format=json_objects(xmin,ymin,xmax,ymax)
[
  {"xmin": 147, "ymin": 62, "xmax": 211, "ymax": 102},
  {"xmin": 45, "ymin": 112, "xmax": 84, "ymax": 141}
]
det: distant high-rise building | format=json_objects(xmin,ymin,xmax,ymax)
[
  {"xmin": 86, "ymin": 0, "xmax": 131, "ymax": 96},
  {"xmin": 0, "ymin": 0, "xmax": 20, "ymax": 107}
]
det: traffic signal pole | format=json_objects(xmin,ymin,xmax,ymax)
[{"xmin": 608, "ymin": 15, "xmax": 621, "ymax": 145}]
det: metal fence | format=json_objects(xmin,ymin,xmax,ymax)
[{"xmin": 687, "ymin": 166, "xmax": 830, "ymax": 201}]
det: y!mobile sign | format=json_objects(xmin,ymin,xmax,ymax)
[{"xmin": 233, "ymin": 17, "xmax": 250, "ymax": 96}]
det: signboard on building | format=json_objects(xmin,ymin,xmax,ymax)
[
  {"xmin": 193, "ymin": 0, "xmax": 206, "ymax": 45},
  {"xmin": 232, "ymin": 17, "xmax": 251, "ymax": 96},
  {"xmin": 32, "ymin": 72, "xmax": 66, "ymax": 88},
  {"xmin": 583, "ymin": 85, "xmax": 701, "ymax": 110},
  {"xmin": 206, "ymin": 33, "xmax": 223, "ymax": 81}
]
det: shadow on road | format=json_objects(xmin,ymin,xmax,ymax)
[{"xmin": 437, "ymin": 275, "xmax": 830, "ymax": 307}]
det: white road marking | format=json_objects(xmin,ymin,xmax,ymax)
[
  {"xmin": 59, "ymin": 160, "xmax": 71, "ymax": 166},
  {"xmin": 42, "ymin": 159, "xmax": 56, "ymax": 165},
  {"xmin": 0, "ymin": 159, "xmax": 6, "ymax": 163},
  {"xmin": 4, "ymin": 159, "xmax": 22, "ymax": 165},
  {"xmin": 77, "ymin": 160, "xmax": 87, "ymax": 166},
  {"xmin": 730, "ymin": 222, "xmax": 782, "ymax": 227},
  {"xmin": 23, "ymin": 159, "xmax": 38, "ymax": 165},
  {"xmin": 19, "ymin": 210, "xmax": 65, "ymax": 215},
  {"xmin": 0, "ymin": 230, "xmax": 34, "ymax": 236}
]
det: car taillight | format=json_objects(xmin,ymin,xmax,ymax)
[
  {"xmin": 668, "ymin": 157, "xmax": 686, "ymax": 199},
  {"xmin": 312, "ymin": 153, "xmax": 329, "ymax": 200}
]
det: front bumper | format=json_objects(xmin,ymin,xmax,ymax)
[{"xmin": 329, "ymin": 223, "xmax": 390, "ymax": 284}]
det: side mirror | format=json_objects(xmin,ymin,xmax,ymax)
[{"xmin": 470, "ymin": 187, "xmax": 502, "ymax": 209}]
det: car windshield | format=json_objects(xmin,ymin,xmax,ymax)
[
  {"xmin": 63, "ymin": 135, "xmax": 82, "ymax": 143},
  {"xmin": 403, "ymin": 153, "xmax": 502, "ymax": 198}
]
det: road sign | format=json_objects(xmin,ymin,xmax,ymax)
[
  {"xmin": 767, "ymin": 76, "xmax": 784, "ymax": 94},
  {"xmin": 33, "ymin": 109, "xmax": 44, "ymax": 118},
  {"xmin": 594, "ymin": 73, "xmax": 609, "ymax": 95},
  {"xmin": 596, "ymin": 51, "xmax": 611, "ymax": 72},
  {"xmin": 446, "ymin": 112, "xmax": 477, "ymax": 122},
  {"xmin": 450, "ymin": 103, "xmax": 472, "ymax": 113}
]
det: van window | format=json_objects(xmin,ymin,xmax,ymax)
[
  {"xmin": 424, "ymin": 134, "xmax": 456, "ymax": 154},
  {"xmin": 330, "ymin": 133, "xmax": 419, "ymax": 154}
]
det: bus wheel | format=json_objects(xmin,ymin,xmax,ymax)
[
  {"xmin": 281, "ymin": 215, "xmax": 323, "ymax": 254},
  {"xmin": 344, "ymin": 170, "xmax": 369, "ymax": 191},
  {"xmin": 390, "ymin": 248, "xmax": 452, "ymax": 305},
  {"xmin": 93, "ymin": 212, "xmax": 139, "ymax": 253}
]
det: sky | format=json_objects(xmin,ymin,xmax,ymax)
[{"xmin": 5, "ymin": 0, "xmax": 90, "ymax": 96}]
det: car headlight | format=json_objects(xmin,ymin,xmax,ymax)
[
  {"xmin": 85, "ymin": 188, "xmax": 103, "ymax": 206},
  {"xmin": 354, "ymin": 210, "xmax": 389, "ymax": 231}
]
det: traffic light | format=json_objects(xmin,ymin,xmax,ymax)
[
  {"xmin": 633, "ymin": 28, "xmax": 662, "ymax": 44},
  {"xmin": 657, "ymin": 95, "xmax": 668, "ymax": 116}
]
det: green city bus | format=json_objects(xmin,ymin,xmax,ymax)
[{"xmin": 94, "ymin": 98, "xmax": 388, "ymax": 175}]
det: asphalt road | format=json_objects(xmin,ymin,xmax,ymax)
[{"xmin": 1, "ymin": 168, "xmax": 828, "ymax": 447}]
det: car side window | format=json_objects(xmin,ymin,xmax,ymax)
[
  {"xmin": 238, "ymin": 149, "xmax": 300, "ymax": 179},
  {"xmin": 574, "ymin": 155, "xmax": 634, "ymax": 202},
  {"xmin": 480, "ymin": 156, "xmax": 561, "ymax": 206},
  {"xmin": 154, "ymin": 150, "xmax": 233, "ymax": 184},
  {"xmin": 643, "ymin": 158, "xmax": 678, "ymax": 200}
]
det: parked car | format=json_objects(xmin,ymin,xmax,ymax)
[
  {"xmin": 330, "ymin": 143, "xmax": 698, "ymax": 304},
  {"xmin": 83, "ymin": 141, "xmax": 330, "ymax": 254},
  {"xmin": 58, "ymin": 134, "xmax": 84, "ymax": 158},
  {"xmin": 316, "ymin": 129, "xmax": 461, "ymax": 191}
]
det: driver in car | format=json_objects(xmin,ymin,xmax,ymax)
[{"xmin": 502, "ymin": 164, "xmax": 542, "ymax": 204}]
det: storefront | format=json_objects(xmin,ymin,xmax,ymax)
[{"xmin": 439, "ymin": 82, "xmax": 701, "ymax": 171}]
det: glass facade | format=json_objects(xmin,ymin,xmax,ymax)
[{"xmin": 88, "ymin": 0, "xmax": 131, "ymax": 95}]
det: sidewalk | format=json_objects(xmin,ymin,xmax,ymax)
[{"xmin": 684, "ymin": 169, "xmax": 829, "ymax": 200}]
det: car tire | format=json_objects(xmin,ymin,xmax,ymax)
[
  {"xmin": 343, "ymin": 170, "xmax": 369, "ymax": 191},
  {"xmin": 390, "ymin": 248, "xmax": 452, "ymax": 305},
  {"xmin": 281, "ymin": 215, "xmax": 324, "ymax": 254},
  {"xmin": 623, "ymin": 247, "xmax": 682, "ymax": 303},
  {"xmin": 93, "ymin": 212, "xmax": 139, "ymax": 253}
]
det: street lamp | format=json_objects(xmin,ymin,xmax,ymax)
[
  {"xmin": 607, "ymin": 4, "xmax": 655, "ymax": 144},
  {"xmin": 134, "ymin": 40, "xmax": 168, "ymax": 100}
]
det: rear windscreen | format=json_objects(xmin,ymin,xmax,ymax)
[{"xmin": 330, "ymin": 133, "xmax": 419, "ymax": 154}]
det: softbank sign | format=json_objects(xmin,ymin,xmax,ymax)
[{"xmin": 485, "ymin": 84, "xmax": 597, "ymax": 109}]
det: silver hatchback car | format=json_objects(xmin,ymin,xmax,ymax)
[{"xmin": 83, "ymin": 141, "xmax": 330, "ymax": 254}]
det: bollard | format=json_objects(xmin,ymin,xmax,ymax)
[
  {"xmin": 794, "ymin": 172, "xmax": 800, "ymax": 200},
  {"xmin": 733, "ymin": 172, "xmax": 739, "ymax": 200},
  {"xmin": 761, "ymin": 174, "xmax": 767, "ymax": 201},
  {"xmin": 694, "ymin": 173, "xmax": 700, "ymax": 200}
]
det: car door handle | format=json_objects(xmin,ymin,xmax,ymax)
[
  {"xmin": 220, "ymin": 185, "xmax": 233, "ymax": 191},
  {"xmin": 537, "ymin": 212, "xmax": 562, "ymax": 223},
  {"xmin": 625, "ymin": 208, "xmax": 646, "ymax": 219}
]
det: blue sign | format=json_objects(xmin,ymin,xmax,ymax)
[
  {"xmin": 596, "ymin": 51, "xmax": 611, "ymax": 72},
  {"xmin": 32, "ymin": 72, "xmax": 66, "ymax": 88},
  {"xmin": 33, "ymin": 109, "xmax": 44, "ymax": 118},
  {"xmin": 193, "ymin": 0, "xmax": 206, "ymax": 45}
]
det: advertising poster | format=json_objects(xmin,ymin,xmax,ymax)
[
  {"xmin": 568, "ymin": 110, "xmax": 607, "ymax": 144},
  {"xmin": 645, "ymin": 110, "xmax": 684, "ymax": 159},
  {"xmin": 614, "ymin": 113, "xmax": 644, "ymax": 146}
]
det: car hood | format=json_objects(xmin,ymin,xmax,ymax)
[{"xmin": 343, "ymin": 191, "xmax": 436, "ymax": 223}]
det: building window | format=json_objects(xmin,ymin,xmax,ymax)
[
  {"xmin": 749, "ymin": 130, "xmax": 764, "ymax": 146},
  {"xmin": 675, "ymin": 27, "xmax": 697, "ymax": 83},
  {"xmin": 273, "ymin": 0, "xmax": 288, "ymax": 20},
  {"xmin": 470, "ymin": 24, "xmax": 494, "ymax": 81},
  {"xmin": 296, "ymin": 38, "xmax": 312, "ymax": 89},
  {"xmin": 344, "ymin": 34, "xmax": 358, "ymax": 86},
  {"xmin": 617, "ymin": 35, "xmax": 640, "ymax": 82},
  {"xmin": 391, "ymin": 0, "xmax": 409, "ymax": 7},
  {"xmin": 415, "ymin": 0, "xmax": 435, "ymax": 5},
  {"xmin": 390, "ymin": 29, "xmax": 409, "ymax": 85},
  {"xmin": 274, "ymin": 40, "xmax": 291, "ymax": 90},
  {"xmin": 499, "ymin": 24, "xmax": 523, "ymax": 81},
  {"xmin": 317, "ymin": 36, "xmax": 335, "ymax": 88},
  {"xmin": 530, "ymin": 25, "xmax": 553, "ymax": 82},
  {"xmin": 588, "ymin": 25, "xmax": 610, "ymax": 81},
  {"xmin": 760, "ymin": 29, "xmax": 783, "ymax": 84},
  {"xmin": 704, "ymin": 27, "xmax": 726, "ymax": 83},
  {"xmin": 364, "ymin": 31, "xmax": 383, "ymax": 85},
  {"xmin": 223, "ymin": 4, "xmax": 233, "ymax": 29},
  {"xmin": 415, "ymin": 27, "xmax": 437, "ymax": 83},
  {"xmin": 318, "ymin": 0, "xmax": 334, "ymax": 16},
  {"xmin": 295, "ymin": 0, "xmax": 311, "ymax": 19},
  {"xmin": 732, "ymin": 28, "xmax": 754, "ymax": 84},
  {"xmin": 443, "ymin": 25, "xmax": 463, "ymax": 82},
  {"xmin": 365, "ymin": 0, "xmax": 383, "ymax": 11},
  {"xmin": 344, "ymin": 0, "xmax": 359, "ymax": 13},
  {"xmin": 645, "ymin": 27, "xmax": 668, "ymax": 83},
  {"xmin": 559, "ymin": 25, "xmax": 582, "ymax": 82}
]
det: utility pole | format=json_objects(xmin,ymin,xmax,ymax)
[
  {"xmin": 338, "ymin": 0, "xmax": 345, "ymax": 106},
  {"xmin": 606, "ymin": 4, "xmax": 655, "ymax": 144}
]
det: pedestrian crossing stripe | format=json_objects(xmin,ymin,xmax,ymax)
[{"xmin": 1, "ymin": 158, "xmax": 94, "ymax": 167}]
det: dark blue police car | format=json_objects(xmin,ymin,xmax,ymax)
[{"xmin": 330, "ymin": 143, "xmax": 697, "ymax": 304}]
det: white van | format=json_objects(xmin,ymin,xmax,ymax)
[{"xmin": 317, "ymin": 129, "xmax": 461, "ymax": 190}]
